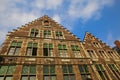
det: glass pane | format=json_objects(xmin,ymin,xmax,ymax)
[
  {"xmin": 44, "ymin": 43, "xmax": 48, "ymax": 48},
  {"xmin": 79, "ymin": 65, "xmax": 84, "ymax": 73},
  {"xmin": 70, "ymin": 75, "xmax": 75, "ymax": 80},
  {"xmin": 64, "ymin": 75, "xmax": 68, "ymax": 80},
  {"xmin": 33, "ymin": 43, "xmax": 38, "ymax": 48},
  {"xmin": 63, "ymin": 45, "xmax": 67, "ymax": 50},
  {"xmin": 14, "ymin": 48, "xmax": 20, "ymax": 55},
  {"xmin": 112, "ymin": 64, "xmax": 117, "ymax": 71},
  {"xmin": 31, "ymin": 29, "xmax": 35, "ymax": 32},
  {"xmin": 0, "ymin": 76, "xmax": 4, "ymax": 80},
  {"xmin": 30, "ymin": 76, "xmax": 35, "ymax": 80},
  {"xmin": 50, "ymin": 65, "xmax": 55, "ymax": 74},
  {"xmin": 5, "ymin": 76, "xmax": 12, "ymax": 80},
  {"xmin": 0, "ymin": 66, "xmax": 8, "ymax": 75},
  {"xmin": 8, "ymin": 47, "xmax": 15, "ymax": 55},
  {"xmin": 95, "ymin": 64, "xmax": 100, "ymax": 71},
  {"xmin": 43, "ymin": 65, "xmax": 49, "ymax": 74},
  {"xmin": 99, "ymin": 65, "xmax": 104, "ymax": 71},
  {"xmin": 22, "ymin": 66, "xmax": 29, "ymax": 74},
  {"xmin": 28, "ymin": 42, "xmax": 32, "ymax": 47},
  {"xmin": 58, "ymin": 44, "xmax": 62, "ymax": 49},
  {"xmin": 30, "ymin": 66, "xmax": 36, "ymax": 74},
  {"xmin": 51, "ymin": 76, "xmax": 56, "ymax": 80},
  {"xmin": 21, "ymin": 76, "xmax": 28, "ymax": 80},
  {"xmin": 81, "ymin": 75, "xmax": 86, "ymax": 80},
  {"xmin": 27, "ymin": 48, "xmax": 32, "ymax": 56},
  {"xmin": 68, "ymin": 65, "xmax": 73, "ymax": 73},
  {"xmin": 62, "ymin": 65, "xmax": 67, "ymax": 73},
  {"xmin": 17, "ymin": 42, "xmax": 22, "ymax": 47},
  {"xmin": 44, "ymin": 76, "xmax": 49, "ymax": 80},
  {"xmin": 11, "ymin": 42, "xmax": 16, "ymax": 46},
  {"xmin": 7, "ymin": 66, "xmax": 15, "ymax": 74},
  {"xmin": 49, "ymin": 44, "xmax": 53, "ymax": 49},
  {"xmin": 84, "ymin": 65, "xmax": 89, "ymax": 73}
]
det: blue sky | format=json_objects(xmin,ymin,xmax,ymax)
[{"xmin": 0, "ymin": 0, "xmax": 120, "ymax": 47}]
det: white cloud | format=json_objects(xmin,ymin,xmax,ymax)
[
  {"xmin": 32, "ymin": 0, "xmax": 63, "ymax": 10},
  {"xmin": 53, "ymin": 14, "xmax": 61, "ymax": 23},
  {"xmin": 68, "ymin": 0, "xmax": 114, "ymax": 21}
]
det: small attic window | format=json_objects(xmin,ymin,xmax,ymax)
[{"xmin": 44, "ymin": 20, "xmax": 49, "ymax": 26}]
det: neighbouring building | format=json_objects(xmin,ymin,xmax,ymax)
[
  {"xmin": 113, "ymin": 40, "xmax": 120, "ymax": 55},
  {"xmin": 0, "ymin": 15, "xmax": 120, "ymax": 80}
]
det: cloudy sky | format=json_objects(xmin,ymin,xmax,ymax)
[{"xmin": 0, "ymin": 0, "xmax": 120, "ymax": 47}]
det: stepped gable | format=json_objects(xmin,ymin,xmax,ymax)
[
  {"xmin": 7, "ymin": 15, "xmax": 80, "ymax": 41},
  {"xmin": 83, "ymin": 32, "xmax": 111, "ymax": 49}
]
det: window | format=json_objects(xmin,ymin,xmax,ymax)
[
  {"xmin": 43, "ymin": 43, "xmax": 53, "ymax": 57},
  {"xmin": 58, "ymin": 44, "xmax": 68, "ymax": 57},
  {"xmin": 43, "ymin": 65, "xmax": 56, "ymax": 80},
  {"xmin": 95, "ymin": 64, "xmax": 109, "ymax": 80},
  {"xmin": 107, "ymin": 51, "xmax": 118, "ymax": 58},
  {"xmin": 108, "ymin": 64, "xmax": 120, "ymax": 79},
  {"xmin": 87, "ymin": 50, "xmax": 96, "ymax": 58},
  {"xmin": 98, "ymin": 50, "xmax": 108, "ymax": 58},
  {"xmin": 30, "ymin": 29, "xmax": 39, "ymax": 37},
  {"xmin": 21, "ymin": 65, "xmax": 36, "ymax": 80},
  {"xmin": 44, "ymin": 30, "xmax": 51, "ymax": 38},
  {"xmin": 78, "ymin": 65, "xmax": 92, "ymax": 80},
  {"xmin": 8, "ymin": 41, "xmax": 22, "ymax": 55},
  {"xmin": 26, "ymin": 42, "xmax": 38, "ymax": 56},
  {"xmin": 71, "ymin": 45, "xmax": 81, "ymax": 57},
  {"xmin": 0, "ymin": 65, "xmax": 16, "ymax": 80},
  {"xmin": 62, "ymin": 65, "xmax": 75, "ymax": 80},
  {"xmin": 55, "ymin": 31, "xmax": 63, "ymax": 39},
  {"xmin": 93, "ymin": 42, "xmax": 101, "ymax": 48}
]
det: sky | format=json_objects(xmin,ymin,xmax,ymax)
[{"xmin": 0, "ymin": 0, "xmax": 120, "ymax": 47}]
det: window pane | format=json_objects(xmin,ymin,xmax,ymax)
[
  {"xmin": 51, "ymin": 76, "xmax": 56, "ymax": 80},
  {"xmin": 68, "ymin": 65, "xmax": 73, "ymax": 73},
  {"xmin": 64, "ymin": 75, "xmax": 68, "ymax": 80},
  {"xmin": 17, "ymin": 42, "xmax": 22, "ymax": 47},
  {"xmin": 21, "ymin": 76, "xmax": 28, "ymax": 80},
  {"xmin": 70, "ymin": 75, "xmax": 75, "ymax": 80},
  {"xmin": 49, "ymin": 44, "xmax": 53, "ymax": 49},
  {"xmin": 95, "ymin": 64, "xmax": 100, "ymax": 71},
  {"xmin": 99, "ymin": 65, "xmax": 104, "ymax": 71},
  {"xmin": 33, "ymin": 43, "xmax": 38, "ymax": 48},
  {"xmin": 5, "ymin": 76, "xmax": 12, "ymax": 80},
  {"xmin": 14, "ymin": 48, "xmax": 20, "ymax": 55},
  {"xmin": 0, "ymin": 66, "xmax": 8, "ymax": 75},
  {"xmin": 7, "ymin": 66, "xmax": 15, "ymax": 75},
  {"xmin": 27, "ymin": 48, "xmax": 32, "ymax": 56},
  {"xmin": 8, "ymin": 47, "xmax": 15, "ymax": 55},
  {"xmin": 62, "ymin": 65, "xmax": 67, "ymax": 73},
  {"xmin": 28, "ymin": 42, "xmax": 32, "ymax": 47},
  {"xmin": 79, "ymin": 65, "xmax": 84, "ymax": 73},
  {"xmin": 43, "ymin": 43, "xmax": 48, "ymax": 48},
  {"xmin": 50, "ymin": 65, "xmax": 55, "ymax": 74},
  {"xmin": 30, "ymin": 76, "xmax": 35, "ymax": 80},
  {"xmin": 44, "ymin": 76, "xmax": 49, "ymax": 80},
  {"xmin": 43, "ymin": 65, "xmax": 49, "ymax": 74},
  {"xmin": 30, "ymin": 66, "xmax": 36, "ymax": 74},
  {"xmin": 84, "ymin": 65, "xmax": 89, "ymax": 73},
  {"xmin": 81, "ymin": 75, "xmax": 86, "ymax": 80},
  {"xmin": 22, "ymin": 66, "xmax": 29, "ymax": 74},
  {"xmin": 0, "ymin": 76, "xmax": 4, "ymax": 80},
  {"xmin": 11, "ymin": 42, "xmax": 16, "ymax": 46}
]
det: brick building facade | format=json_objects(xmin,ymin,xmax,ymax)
[{"xmin": 0, "ymin": 15, "xmax": 120, "ymax": 80}]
